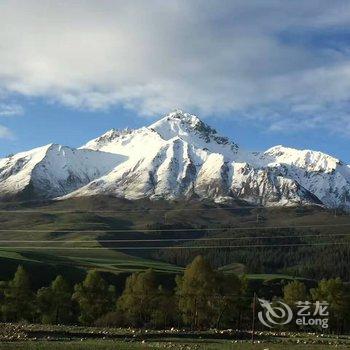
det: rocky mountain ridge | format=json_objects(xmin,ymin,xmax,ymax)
[{"xmin": 0, "ymin": 110, "xmax": 349, "ymax": 209}]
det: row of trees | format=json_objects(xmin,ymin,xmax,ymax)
[
  {"xmin": 283, "ymin": 279, "xmax": 350, "ymax": 333},
  {"xmin": 154, "ymin": 228, "xmax": 350, "ymax": 281},
  {"xmin": 0, "ymin": 256, "xmax": 349, "ymax": 332}
]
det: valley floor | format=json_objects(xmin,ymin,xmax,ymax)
[
  {"xmin": 0, "ymin": 324, "xmax": 349, "ymax": 350},
  {"xmin": 1, "ymin": 341, "xmax": 349, "ymax": 350}
]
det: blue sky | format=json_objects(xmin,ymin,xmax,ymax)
[{"xmin": 0, "ymin": 1, "xmax": 349, "ymax": 162}]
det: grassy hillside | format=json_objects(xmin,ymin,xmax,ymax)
[{"xmin": 0, "ymin": 196, "xmax": 349, "ymax": 288}]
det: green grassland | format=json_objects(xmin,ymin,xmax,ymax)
[{"xmin": 0, "ymin": 196, "xmax": 349, "ymax": 288}]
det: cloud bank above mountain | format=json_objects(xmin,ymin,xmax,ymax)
[{"xmin": 0, "ymin": 0, "xmax": 350, "ymax": 135}]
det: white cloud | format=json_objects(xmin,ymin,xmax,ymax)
[
  {"xmin": 0, "ymin": 1, "xmax": 349, "ymax": 134},
  {"xmin": 0, "ymin": 125, "xmax": 13, "ymax": 139},
  {"xmin": 0, "ymin": 103, "xmax": 23, "ymax": 116}
]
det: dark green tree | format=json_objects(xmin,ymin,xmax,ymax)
[
  {"xmin": 37, "ymin": 275, "xmax": 73, "ymax": 324},
  {"xmin": 176, "ymin": 255, "xmax": 218, "ymax": 329},
  {"xmin": 283, "ymin": 280, "xmax": 308, "ymax": 308},
  {"xmin": 1, "ymin": 266, "xmax": 34, "ymax": 321},
  {"xmin": 213, "ymin": 272, "xmax": 247, "ymax": 329},
  {"xmin": 150, "ymin": 285, "xmax": 178, "ymax": 329},
  {"xmin": 72, "ymin": 270, "xmax": 115, "ymax": 325},
  {"xmin": 311, "ymin": 278, "xmax": 350, "ymax": 333},
  {"xmin": 282, "ymin": 280, "xmax": 309, "ymax": 330},
  {"xmin": 117, "ymin": 269, "xmax": 166, "ymax": 327}
]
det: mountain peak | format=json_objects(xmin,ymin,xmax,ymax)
[
  {"xmin": 148, "ymin": 110, "xmax": 201, "ymax": 131},
  {"xmin": 148, "ymin": 110, "xmax": 238, "ymax": 152},
  {"xmin": 1, "ymin": 110, "xmax": 350, "ymax": 209},
  {"xmin": 264, "ymin": 144, "xmax": 341, "ymax": 173},
  {"xmin": 162, "ymin": 109, "xmax": 201, "ymax": 123}
]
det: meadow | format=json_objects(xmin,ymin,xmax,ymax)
[
  {"xmin": 0, "ymin": 196, "xmax": 349, "ymax": 288},
  {"xmin": 0, "ymin": 197, "xmax": 349, "ymax": 349}
]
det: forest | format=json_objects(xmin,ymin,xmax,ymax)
[{"xmin": 0, "ymin": 256, "xmax": 349, "ymax": 334}]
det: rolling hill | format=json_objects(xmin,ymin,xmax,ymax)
[{"xmin": 0, "ymin": 196, "xmax": 348, "ymax": 289}]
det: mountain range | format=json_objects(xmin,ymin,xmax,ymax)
[{"xmin": 0, "ymin": 110, "xmax": 349, "ymax": 209}]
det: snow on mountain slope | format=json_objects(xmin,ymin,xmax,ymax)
[
  {"xmin": 0, "ymin": 144, "xmax": 50, "ymax": 197},
  {"xmin": 1, "ymin": 110, "xmax": 349, "ymax": 209},
  {"xmin": 0, "ymin": 144, "xmax": 124, "ymax": 199},
  {"xmin": 256, "ymin": 146, "xmax": 350, "ymax": 208},
  {"xmin": 82, "ymin": 127, "xmax": 165, "ymax": 158},
  {"xmin": 230, "ymin": 162, "xmax": 323, "ymax": 207},
  {"xmin": 262, "ymin": 145, "xmax": 340, "ymax": 173},
  {"xmin": 66, "ymin": 111, "xmax": 240, "ymax": 201},
  {"xmin": 73, "ymin": 111, "xmax": 350, "ymax": 208},
  {"xmin": 81, "ymin": 110, "xmax": 238, "ymax": 159},
  {"xmin": 148, "ymin": 110, "xmax": 239, "ymax": 159},
  {"xmin": 69, "ymin": 136, "xmax": 199, "ymax": 200}
]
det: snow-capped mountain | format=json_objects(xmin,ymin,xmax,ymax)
[
  {"xmin": 0, "ymin": 144, "xmax": 124, "ymax": 199},
  {"xmin": 1, "ymin": 110, "xmax": 349, "ymax": 209}
]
